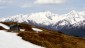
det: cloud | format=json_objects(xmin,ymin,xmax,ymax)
[
  {"xmin": 34, "ymin": 0, "xmax": 65, "ymax": 4},
  {"xmin": 20, "ymin": 3, "xmax": 33, "ymax": 8},
  {"xmin": 0, "ymin": 0, "xmax": 13, "ymax": 4},
  {"xmin": 0, "ymin": 0, "xmax": 33, "ymax": 8},
  {"xmin": 0, "ymin": 0, "xmax": 67, "ymax": 8}
]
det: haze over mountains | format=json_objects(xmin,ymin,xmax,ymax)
[{"xmin": 0, "ymin": 10, "xmax": 85, "ymax": 37}]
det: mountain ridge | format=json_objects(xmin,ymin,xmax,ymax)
[{"xmin": 0, "ymin": 10, "xmax": 85, "ymax": 37}]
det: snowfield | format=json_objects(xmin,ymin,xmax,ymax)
[{"xmin": 0, "ymin": 30, "xmax": 44, "ymax": 48}]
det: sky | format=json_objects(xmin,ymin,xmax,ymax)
[{"xmin": 0, "ymin": 0, "xmax": 85, "ymax": 17}]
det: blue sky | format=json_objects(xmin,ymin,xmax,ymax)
[{"xmin": 0, "ymin": 0, "xmax": 85, "ymax": 17}]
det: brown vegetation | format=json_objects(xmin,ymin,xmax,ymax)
[
  {"xmin": 18, "ymin": 29, "xmax": 85, "ymax": 48},
  {"xmin": 19, "ymin": 23, "xmax": 33, "ymax": 31},
  {"xmin": 0, "ymin": 26, "xmax": 6, "ymax": 30}
]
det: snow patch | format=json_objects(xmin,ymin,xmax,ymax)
[
  {"xmin": 0, "ymin": 23, "xmax": 9, "ymax": 29},
  {"xmin": 20, "ymin": 29, "xmax": 25, "ymax": 31},
  {"xmin": 32, "ymin": 28, "xmax": 42, "ymax": 32},
  {"xmin": 0, "ymin": 30, "xmax": 44, "ymax": 48}
]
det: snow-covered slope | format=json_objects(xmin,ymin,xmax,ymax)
[
  {"xmin": 0, "ymin": 30, "xmax": 44, "ymax": 48},
  {"xmin": 0, "ymin": 23, "xmax": 9, "ymax": 29},
  {"xmin": 0, "ymin": 10, "xmax": 85, "ymax": 37},
  {"xmin": 0, "ymin": 23, "xmax": 44, "ymax": 48}
]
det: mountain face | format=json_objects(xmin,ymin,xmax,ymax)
[{"xmin": 0, "ymin": 10, "xmax": 85, "ymax": 37}]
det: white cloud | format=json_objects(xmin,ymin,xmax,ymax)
[
  {"xmin": 0, "ymin": 0, "xmax": 33, "ymax": 8},
  {"xmin": 20, "ymin": 3, "xmax": 33, "ymax": 8},
  {"xmin": 34, "ymin": 0, "xmax": 65, "ymax": 4},
  {"xmin": 0, "ymin": 0, "xmax": 13, "ymax": 4},
  {"xmin": 0, "ymin": 0, "xmax": 67, "ymax": 8}
]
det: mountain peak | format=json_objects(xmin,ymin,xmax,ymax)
[
  {"xmin": 45, "ymin": 11, "xmax": 52, "ymax": 13},
  {"xmin": 67, "ymin": 10, "xmax": 79, "ymax": 17},
  {"xmin": 70, "ymin": 10, "xmax": 77, "ymax": 13},
  {"xmin": 68, "ymin": 10, "xmax": 78, "ymax": 15}
]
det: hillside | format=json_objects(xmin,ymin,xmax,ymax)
[
  {"xmin": 0, "ymin": 22, "xmax": 85, "ymax": 48},
  {"xmin": 0, "ymin": 22, "xmax": 44, "ymax": 48},
  {"xmin": 18, "ymin": 30, "xmax": 85, "ymax": 48}
]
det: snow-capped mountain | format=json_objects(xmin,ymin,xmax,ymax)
[{"xmin": 0, "ymin": 10, "xmax": 85, "ymax": 37}]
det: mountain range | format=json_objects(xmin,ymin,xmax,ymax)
[{"xmin": 0, "ymin": 10, "xmax": 85, "ymax": 37}]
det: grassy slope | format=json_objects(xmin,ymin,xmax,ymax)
[
  {"xmin": 1, "ymin": 22, "xmax": 85, "ymax": 48},
  {"xmin": 18, "ymin": 29, "xmax": 85, "ymax": 48}
]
